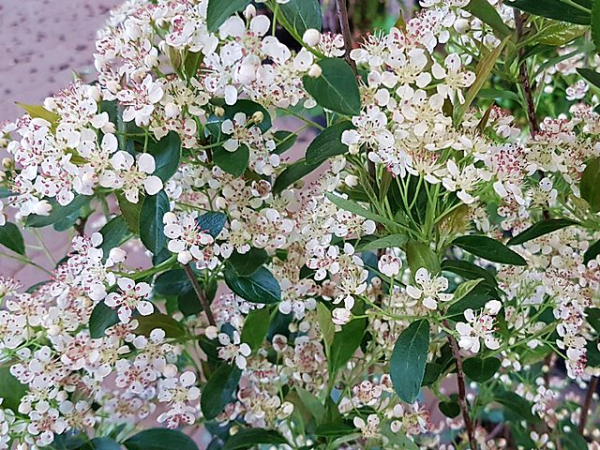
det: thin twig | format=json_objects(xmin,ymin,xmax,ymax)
[
  {"xmin": 445, "ymin": 325, "xmax": 477, "ymax": 450},
  {"xmin": 513, "ymin": 10, "xmax": 538, "ymax": 137},
  {"xmin": 580, "ymin": 376, "xmax": 599, "ymax": 434},
  {"xmin": 182, "ymin": 263, "xmax": 216, "ymax": 326},
  {"xmin": 335, "ymin": 0, "xmax": 357, "ymax": 73}
]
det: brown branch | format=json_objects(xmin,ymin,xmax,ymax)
[
  {"xmin": 335, "ymin": 0, "xmax": 357, "ymax": 73},
  {"xmin": 182, "ymin": 263, "xmax": 216, "ymax": 326},
  {"xmin": 513, "ymin": 10, "xmax": 538, "ymax": 137},
  {"xmin": 446, "ymin": 327, "xmax": 477, "ymax": 450},
  {"xmin": 580, "ymin": 376, "xmax": 599, "ymax": 434}
]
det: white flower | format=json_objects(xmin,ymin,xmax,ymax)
[
  {"xmin": 353, "ymin": 414, "xmax": 380, "ymax": 439},
  {"xmin": 217, "ymin": 330, "xmax": 252, "ymax": 369},
  {"xmin": 105, "ymin": 277, "xmax": 154, "ymax": 323},
  {"xmin": 456, "ymin": 301, "xmax": 501, "ymax": 354},
  {"xmin": 342, "ymin": 105, "xmax": 394, "ymax": 154},
  {"xmin": 406, "ymin": 268, "xmax": 452, "ymax": 310},
  {"xmin": 101, "ymin": 151, "xmax": 163, "ymax": 203},
  {"xmin": 378, "ymin": 254, "xmax": 402, "ymax": 278}
]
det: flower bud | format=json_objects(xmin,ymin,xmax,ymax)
[
  {"xmin": 2, "ymin": 158, "xmax": 12, "ymax": 169},
  {"xmin": 453, "ymin": 18, "xmax": 470, "ymax": 34},
  {"xmin": 302, "ymin": 28, "xmax": 321, "ymax": 47},
  {"xmin": 252, "ymin": 111, "xmax": 264, "ymax": 124},
  {"xmin": 243, "ymin": 4, "xmax": 256, "ymax": 19},
  {"xmin": 33, "ymin": 200, "xmax": 52, "ymax": 216},
  {"xmin": 215, "ymin": 106, "xmax": 226, "ymax": 117},
  {"xmin": 308, "ymin": 64, "xmax": 322, "ymax": 78},
  {"xmin": 344, "ymin": 175, "xmax": 359, "ymax": 188}
]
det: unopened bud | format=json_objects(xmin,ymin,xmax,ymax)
[
  {"xmin": 2, "ymin": 158, "xmax": 12, "ymax": 169},
  {"xmin": 252, "ymin": 111, "xmax": 264, "ymax": 124},
  {"xmin": 302, "ymin": 28, "xmax": 321, "ymax": 47},
  {"xmin": 215, "ymin": 106, "xmax": 226, "ymax": 117},
  {"xmin": 345, "ymin": 175, "xmax": 359, "ymax": 187},
  {"xmin": 243, "ymin": 4, "xmax": 256, "ymax": 19},
  {"xmin": 308, "ymin": 64, "xmax": 322, "ymax": 78}
]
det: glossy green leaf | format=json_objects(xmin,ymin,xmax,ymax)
[
  {"xmin": 25, "ymin": 196, "xmax": 91, "ymax": 228},
  {"xmin": 15, "ymin": 102, "xmax": 60, "ymax": 127},
  {"xmin": 135, "ymin": 313, "xmax": 186, "ymax": 338},
  {"xmin": 222, "ymin": 428, "xmax": 287, "ymax": 450},
  {"xmin": 273, "ymin": 130, "xmax": 298, "ymax": 155},
  {"xmin": 206, "ymin": 0, "xmax": 252, "ymax": 32},
  {"xmin": 390, "ymin": 319, "xmax": 430, "ymax": 403},
  {"xmin": 305, "ymin": 121, "xmax": 354, "ymax": 164},
  {"xmin": 178, "ymin": 280, "xmax": 216, "ymax": 316},
  {"xmin": 295, "ymin": 386, "xmax": 325, "ymax": 423},
  {"xmin": 273, "ymin": 158, "xmax": 322, "ymax": 194},
  {"xmin": 197, "ymin": 211, "xmax": 227, "ymax": 238},
  {"xmin": 533, "ymin": 21, "xmax": 588, "ymax": 46},
  {"xmin": 224, "ymin": 267, "xmax": 281, "ymax": 304},
  {"xmin": 316, "ymin": 302, "xmax": 335, "ymax": 351},
  {"xmin": 586, "ymin": 307, "xmax": 600, "ymax": 334},
  {"xmin": 0, "ymin": 222, "xmax": 25, "ymax": 255},
  {"xmin": 154, "ymin": 269, "xmax": 192, "ymax": 296},
  {"xmin": 356, "ymin": 234, "xmax": 408, "ymax": 252},
  {"xmin": 406, "ymin": 241, "xmax": 441, "ymax": 274},
  {"xmin": 463, "ymin": 357, "xmax": 501, "ymax": 382},
  {"xmin": 279, "ymin": 0, "xmax": 322, "ymax": 36},
  {"xmin": 303, "ymin": 58, "xmax": 361, "ymax": 116},
  {"xmin": 227, "ymin": 248, "xmax": 269, "ymax": 276},
  {"xmin": 507, "ymin": 218, "xmax": 580, "ymax": 245},
  {"xmin": 581, "ymin": 157, "xmax": 600, "ymax": 212},
  {"xmin": 464, "ymin": 0, "xmax": 511, "ymax": 37},
  {"xmin": 509, "ymin": 0, "xmax": 591, "ymax": 25},
  {"xmin": 213, "ymin": 144, "xmax": 250, "ymax": 177},
  {"xmin": 0, "ymin": 365, "xmax": 27, "ymax": 412},
  {"xmin": 124, "ymin": 428, "xmax": 198, "ymax": 450},
  {"xmin": 442, "ymin": 260, "xmax": 498, "ymax": 288},
  {"xmin": 241, "ymin": 307, "xmax": 271, "ymax": 351},
  {"xmin": 117, "ymin": 193, "xmax": 143, "ymax": 234},
  {"xmin": 453, "ymin": 235, "xmax": 527, "ymax": 266},
  {"xmin": 82, "ymin": 437, "xmax": 122, "ymax": 450},
  {"xmin": 494, "ymin": 390, "xmax": 540, "ymax": 423},
  {"xmin": 139, "ymin": 191, "xmax": 170, "ymax": 255},
  {"xmin": 578, "ymin": 67, "xmax": 600, "ymax": 88},
  {"xmin": 89, "ymin": 302, "xmax": 120, "ymax": 339},
  {"xmin": 325, "ymin": 193, "xmax": 398, "ymax": 229},
  {"xmin": 329, "ymin": 317, "xmax": 367, "ymax": 374},
  {"xmin": 438, "ymin": 401, "xmax": 461, "ymax": 418},
  {"xmin": 201, "ymin": 363, "xmax": 242, "ymax": 420},
  {"xmin": 148, "ymin": 131, "xmax": 181, "ymax": 182},
  {"xmin": 99, "ymin": 216, "xmax": 132, "ymax": 262},
  {"xmin": 584, "ymin": 239, "xmax": 600, "ymax": 264}
]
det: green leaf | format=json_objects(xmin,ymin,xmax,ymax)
[
  {"xmin": 578, "ymin": 68, "xmax": 600, "ymax": 88},
  {"xmin": 532, "ymin": 21, "xmax": 588, "ymax": 46},
  {"xmin": 464, "ymin": 0, "xmax": 511, "ymax": 37},
  {"xmin": 154, "ymin": 270, "xmax": 192, "ymax": 296},
  {"xmin": 454, "ymin": 35, "xmax": 510, "ymax": 124},
  {"xmin": 279, "ymin": 0, "xmax": 322, "ymax": 36},
  {"xmin": 463, "ymin": 357, "xmax": 501, "ymax": 382},
  {"xmin": 586, "ymin": 307, "xmax": 600, "ymax": 334},
  {"xmin": 295, "ymin": 386, "xmax": 325, "ymax": 423},
  {"xmin": 222, "ymin": 428, "xmax": 287, "ymax": 450},
  {"xmin": 303, "ymin": 58, "xmax": 361, "ymax": 116},
  {"xmin": 25, "ymin": 195, "xmax": 91, "ymax": 228},
  {"xmin": 478, "ymin": 88, "xmax": 521, "ymax": 103},
  {"xmin": 507, "ymin": 218, "xmax": 580, "ymax": 246},
  {"xmin": 178, "ymin": 281, "xmax": 216, "ymax": 317},
  {"xmin": 0, "ymin": 222, "xmax": 25, "ymax": 255},
  {"xmin": 509, "ymin": 0, "xmax": 591, "ymax": 25},
  {"xmin": 0, "ymin": 365, "xmax": 27, "ymax": 411},
  {"xmin": 213, "ymin": 144, "xmax": 250, "ymax": 177},
  {"xmin": 148, "ymin": 131, "xmax": 181, "ymax": 182},
  {"xmin": 241, "ymin": 307, "xmax": 271, "ymax": 352},
  {"xmin": 406, "ymin": 241, "xmax": 441, "ymax": 274},
  {"xmin": 273, "ymin": 130, "xmax": 298, "ymax": 155},
  {"xmin": 446, "ymin": 293, "xmax": 494, "ymax": 321},
  {"xmin": 316, "ymin": 303, "xmax": 335, "ymax": 352},
  {"xmin": 224, "ymin": 267, "xmax": 281, "ymax": 304},
  {"xmin": 201, "ymin": 363, "xmax": 242, "ymax": 420},
  {"xmin": 453, "ymin": 235, "xmax": 527, "ymax": 266},
  {"xmin": 585, "ymin": 239, "xmax": 600, "ymax": 264},
  {"xmin": 580, "ymin": 157, "xmax": 600, "ymax": 212},
  {"xmin": 139, "ymin": 191, "xmax": 170, "ymax": 255},
  {"xmin": 439, "ymin": 401, "xmax": 461, "ymax": 418},
  {"xmin": 82, "ymin": 437, "xmax": 122, "ymax": 450},
  {"xmin": 99, "ymin": 216, "xmax": 133, "ymax": 262},
  {"xmin": 117, "ymin": 193, "xmax": 143, "ymax": 234},
  {"xmin": 135, "ymin": 313, "xmax": 185, "ymax": 338},
  {"xmin": 390, "ymin": 319, "xmax": 430, "ymax": 403},
  {"xmin": 356, "ymin": 234, "xmax": 408, "ymax": 252},
  {"xmin": 305, "ymin": 121, "xmax": 354, "ymax": 164},
  {"xmin": 206, "ymin": 0, "xmax": 252, "ymax": 32},
  {"xmin": 89, "ymin": 302, "xmax": 120, "ymax": 339},
  {"xmin": 228, "ymin": 248, "xmax": 269, "ymax": 276},
  {"xmin": 494, "ymin": 390, "xmax": 541, "ymax": 423},
  {"xmin": 325, "ymin": 193, "xmax": 399, "ymax": 229},
  {"xmin": 451, "ymin": 279, "xmax": 484, "ymax": 303},
  {"xmin": 15, "ymin": 102, "xmax": 60, "ymax": 127},
  {"xmin": 329, "ymin": 317, "xmax": 367, "ymax": 374},
  {"xmin": 442, "ymin": 260, "xmax": 498, "ymax": 288},
  {"xmin": 124, "ymin": 428, "xmax": 198, "ymax": 450},
  {"xmin": 197, "ymin": 211, "xmax": 227, "ymax": 238},
  {"xmin": 273, "ymin": 158, "xmax": 322, "ymax": 194}
]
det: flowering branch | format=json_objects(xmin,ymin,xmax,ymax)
[
  {"xmin": 182, "ymin": 263, "xmax": 216, "ymax": 326},
  {"xmin": 446, "ymin": 324, "xmax": 477, "ymax": 450},
  {"xmin": 580, "ymin": 376, "xmax": 599, "ymax": 434},
  {"xmin": 336, "ymin": 0, "xmax": 357, "ymax": 73}
]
